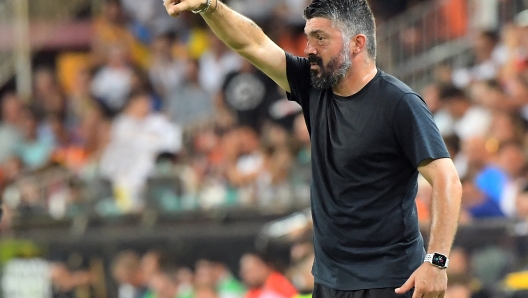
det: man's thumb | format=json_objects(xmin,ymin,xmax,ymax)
[
  {"xmin": 169, "ymin": 2, "xmax": 188, "ymax": 15},
  {"xmin": 395, "ymin": 275, "xmax": 414, "ymax": 294}
]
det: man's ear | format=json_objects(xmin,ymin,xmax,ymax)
[{"xmin": 351, "ymin": 34, "xmax": 367, "ymax": 54}]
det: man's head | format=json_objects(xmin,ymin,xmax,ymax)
[
  {"xmin": 195, "ymin": 258, "xmax": 229, "ymax": 287},
  {"xmin": 141, "ymin": 250, "xmax": 164, "ymax": 283},
  {"xmin": 123, "ymin": 90, "xmax": 151, "ymax": 118},
  {"xmin": 152, "ymin": 34, "xmax": 175, "ymax": 61},
  {"xmin": 1, "ymin": 92, "xmax": 22, "ymax": 125},
  {"xmin": 149, "ymin": 270, "xmax": 178, "ymax": 298},
  {"xmin": 473, "ymin": 30, "xmax": 499, "ymax": 63},
  {"xmin": 438, "ymin": 84, "xmax": 470, "ymax": 119},
  {"xmin": 239, "ymin": 253, "xmax": 273, "ymax": 289},
  {"xmin": 111, "ymin": 250, "xmax": 142, "ymax": 286},
  {"xmin": 303, "ymin": 0, "xmax": 376, "ymax": 89}
]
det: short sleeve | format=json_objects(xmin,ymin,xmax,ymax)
[
  {"xmin": 393, "ymin": 93, "xmax": 450, "ymax": 168},
  {"xmin": 285, "ymin": 52, "xmax": 311, "ymax": 105}
]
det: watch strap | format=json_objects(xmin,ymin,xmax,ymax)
[{"xmin": 191, "ymin": 0, "xmax": 211, "ymax": 14}]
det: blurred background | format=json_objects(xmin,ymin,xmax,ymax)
[{"xmin": 1, "ymin": 0, "xmax": 528, "ymax": 297}]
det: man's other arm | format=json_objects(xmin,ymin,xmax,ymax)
[
  {"xmin": 164, "ymin": 0, "xmax": 290, "ymax": 92},
  {"xmin": 396, "ymin": 157, "xmax": 462, "ymax": 297},
  {"xmin": 418, "ymin": 157, "xmax": 462, "ymax": 257}
]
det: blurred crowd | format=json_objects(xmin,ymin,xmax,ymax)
[
  {"xmin": 2, "ymin": 239, "xmax": 315, "ymax": 298},
  {"xmin": 14, "ymin": 241, "xmax": 518, "ymax": 298},
  {"xmin": 414, "ymin": 17, "xmax": 528, "ymax": 225}
]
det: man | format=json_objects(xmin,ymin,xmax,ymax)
[
  {"xmin": 163, "ymin": 0, "xmax": 462, "ymax": 298},
  {"xmin": 437, "ymin": 85, "xmax": 491, "ymax": 142},
  {"xmin": 111, "ymin": 250, "xmax": 149, "ymax": 298},
  {"xmin": 240, "ymin": 253, "xmax": 297, "ymax": 298},
  {"xmin": 194, "ymin": 258, "xmax": 246, "ymax": 298},
  {"xmin": 99, "ymin": 90, "xmax": 182, "ymax": 212}
]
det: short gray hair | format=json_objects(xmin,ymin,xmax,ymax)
[{"xmin": 304, "ymin": 0, "xmax": 377, "ymax": 60}]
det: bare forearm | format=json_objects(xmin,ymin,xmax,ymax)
[
  {"xmin": 427, "ymin": 176, "xmax": 462, "ymax": 256},
  {"xmin": 164, "ymin": 0, "xmax": 288, "ymax": 90},
  {"xmin": 203, "ymin": 1, "xmax": 267, "ymax": 53}
]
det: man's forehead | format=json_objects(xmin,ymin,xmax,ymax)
[{"xmin": 304, "ymin": 17, "xmax": 335, "ymax": 34}]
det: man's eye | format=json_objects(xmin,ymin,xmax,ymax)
[{"xmin": 318, "ymin": 36, "xmax": 324, "ymax": 41}]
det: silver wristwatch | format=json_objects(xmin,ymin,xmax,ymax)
[{"xmin": 191, "ymin": 0, "xmax": 211, "ymax": 14}]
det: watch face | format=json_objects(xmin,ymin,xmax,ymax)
[{"xmin": 433, "ymin": 253, "xmax": 447, "ymax": 267}]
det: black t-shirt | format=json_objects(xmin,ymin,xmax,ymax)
[
  {"xmin": 285, "ymin": 53, "xmax": 450, "ymax": 291},
  {"xmin": 222, "ymin": 68, "xmax": 282, "ymax": 131}
]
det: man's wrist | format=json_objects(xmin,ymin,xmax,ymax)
[
  {"xmin": 203, "ymin": 0, "xmax": 219, "ymax": 14},
  {"xmin": 191, "ymin": 0, "xmax": 211, "ymax": 14}
]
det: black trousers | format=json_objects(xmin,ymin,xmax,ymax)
[{"xmin": 313, "ymin": 282, "xmax": 414, "ymax": 298}]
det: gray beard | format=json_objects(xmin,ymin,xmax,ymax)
[{"xmin": 309, "ymin": 46, "xmax": 352, "ymax": 90}]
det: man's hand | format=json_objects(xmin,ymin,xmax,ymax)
[
  {"xmin": 163, "ymin": 0, "xmax": 206, "ymax": 17},
  {"xmin": 395, "ymin": 263, "xmax": 447, "ymax": 298}
]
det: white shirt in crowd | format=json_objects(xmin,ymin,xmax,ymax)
[
  {"xmin": 198, "ymin": 50, "xmax": 242, "ymax": 95},
  {"xmin": 453, "ymin": 106, "xmax": 492, "ymax": 141},
  {"xmin": 100, "ymin": 113, "xmax": 182, "ymax": 211}
]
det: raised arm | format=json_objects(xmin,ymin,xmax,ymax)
[{"xmin": 163, "ymin": 0, "xmax": 290, "ymax": 92}]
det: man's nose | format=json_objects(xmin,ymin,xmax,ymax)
[{"xmin": 304, "ymin": 41, "xmax": 317, "ymax": 56}]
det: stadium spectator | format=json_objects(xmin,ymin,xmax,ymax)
[
  {"xmin": 219, "ymin": 60, "xmax": 283, "ymax": 132},
  {"xmin": 64, "ymin": 67, "xmax": 98, "ymax": 132},
  {"xmin": 0, "ymin": 93, "xmax": 23, "ymax": 164},
  {"xmin": 166, "ymin": 59, "xmax": 213, "ymax": 127},
  {"xmin": 467, "ymin": 80, "xmax": 507, "ymax": 112},
  {"xmin": 99, "ymin": 90, "xmax": 182, "ymax": 212},
  {"xmin": 461, "ymin": 176, "xmax": 504, "ymax": 219},
  {"xmin": 239, "ymin": 253, "xmax": 297, "ymax": 298},
  {"xmin": 15, "ymin": 106, "xmax": 55, "ymax": 170},
  {"xmin": 254, "ymin": 143, "xmax": 295, "ymax": 208},
  {"xmin": 91, "ymin": 0, "xmax": 147, "ymax": 67},
  {"xmin": 487, "ymin": 112, "xmax": 524, "ymax": 145},
  {"xmin": 148, "ymin": 33, "xmax": 187, "ymax": 100},
  {"xmin": 32, "ymin": 67, "xmax": 67, "ymax": 117},
  {"xmin": 111, "ymin": 250, "xmax": 149, "ymax": 298},
  {"xmin": 194, "ymin": 258, "xmax": 246, "ymax": 298},
  {"xmin": 421, "ymin": 83, "xmax": 454, "ymax": 137},
  {"xmin": 50, "ymin": 260, "xmax": 96, "ymax": 298},
  {"xmin": 149, "ymin": 267, "xmax": 179, "ymax": 298},
  {"xmin": 198, "ymin": 31, "xmax": 242, "ymax": 95},
  {"xmin": 459, "ymin": 136, "xmax": 489, "ymax": 180},
  {"xmin": 288, "ymin": 241, "xmax": 314, "ymax": 297},
  {"xmin": 221, "ymin": 126, "xmax": 264, "ymax": 205},
  {"xmin": 474, "ymin": 141, "xmax": 525, "ymax": 217},
  {"xmin": 452, "ymin": 30, "xmax": 501, "ymax": 88},
  {"xmin": 91, "ymin": 44, "xmax": 134, "ymax": 113},
  {"xmin": 438, "ymin": 84, "xmax": 492, "ymax": 141}
]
